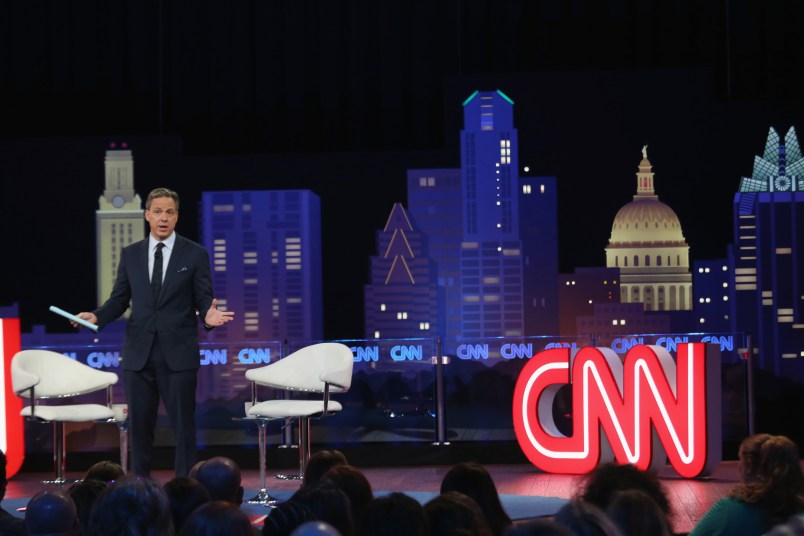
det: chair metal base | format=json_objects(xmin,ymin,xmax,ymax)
[
  {"xmin": 274, "ymin": 473, "xmax": 303, "ymax": 480},
  {"xmin": 42, "ymin": 477, "xmax": 82, "ymax": 486},
  {"xmin": 246, "ymin": 488, "xmax": 280, "ymax": 506},
  {"xmin": 236, "ymin": 416, "xmax": 282, "ymax": 507}
]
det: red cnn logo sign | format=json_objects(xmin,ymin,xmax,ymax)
[
  {"xmin": 1, "ymin": 318, "xmax": 24, "ymax": 478},
  {"xmin": 513, "ymin": 343, "xmax": 721, "ymax": 478}
]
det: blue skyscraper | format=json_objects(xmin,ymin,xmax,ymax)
[
  {"xmin": 730, "ymin": 126, "xmax": 804, "ymax": 381},
  {"xmin": 459, "ymin": 90, "xmax": 524, "ymax": 338},
  {"xmin": 398, "ymin": 91, "xmax": 559, "ymax": 345},
  {"xmin": 405, "ymin": 168, "xmax": 463, "ymax": 340},
  {"xmin": 519, "ymin": 175, "xmax": 560, "ymax": 336},
  {"xmin": 364, "ymin": 203, "xmax": 443, "ymax": 339},
  {"xmin": 200, "ymin": 190, "xmax": 323, "ymax": 343}
]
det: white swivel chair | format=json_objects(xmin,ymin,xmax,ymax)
[
  {"xmin": 11, "ymin": 349, "xmax": 121, "ymax": 484},
  {"xmin": 244, "ymin": 342, "xmax": 353, "ymax": 503}
]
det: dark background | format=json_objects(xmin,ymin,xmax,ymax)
[{"xmin": 2, "ymin": 1, "xmax": 803, "ymax": 339}]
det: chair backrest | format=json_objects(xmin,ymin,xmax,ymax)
[
  {"xmin": 11, "ymin": 349, "xmax": 119, "ymax": 399},
  {"xmin": 246, "ymin": 342, "xmax": 354, "ymax": 393}
]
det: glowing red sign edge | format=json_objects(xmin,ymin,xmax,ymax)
[
  {"xmin": 1, "ymin": 318, "xmax": 25, "ymax": 478},
  {"xmin": 512, "ymin": 343, "xmax": 721, "ymax": 478}
]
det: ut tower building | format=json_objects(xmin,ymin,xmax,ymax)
[{"xmin": 200, "ymin": 190, "xmax": 323, "ymax": 343}]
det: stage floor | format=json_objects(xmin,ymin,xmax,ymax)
[{"xmin": 4, "ymin": 460, "xmax": 742, "ymax": 535}]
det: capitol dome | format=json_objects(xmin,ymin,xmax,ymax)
[
  {"xmin": 604, "ymin": 148, "xmax": 692, "ymax": 312},
  {"xmin": 608, "ymin": 158, "xmax": 686, "ymax": 246}
]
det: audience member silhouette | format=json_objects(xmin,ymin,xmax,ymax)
[
  {"xmin": 502, "ymin": 518, "xmax": 573, "ymax": 536},
  {"xmin": 552, "ymin": 499, "xmax": 624, "ymax": 536},
  {"xmin": 84, "ymin": 459, "xmax": 125, "ymax": 482},
  {"xmin": 289, "ymin": 520, "xmax": 343, "ymax": 536},
  {"xmin": 0, "ymin": 449, "xmax": 25, "ymax": 536},
  {"xmin": 164, "ymin": 476, "xmax": 212, "ymax": 532},
  {"xmin": 25, "ymin": 488, "xmax": 80, "ymax": 536},
  {"xmin": 357, "ymin": 491, "xmax": 429, "ymax": 536},
  {"xmin": 323, "ymin": 464, "xmax": 374, "ymax": 527},
  {"xmin": 689, "ymin": 434, "xmax": 804, "ymax": 536},
  {"xmin": 440, "ymin": 462, "xmax": 512, "ymax": 536},
  {"xmin": 575, "ymin": 461, "xmax": 673, "ymax": 528},
  {"xmin": 262, "ymin": 500, "xmax": 317, "ymax": 536},
  {"xmin": 766, "ymin": 513, "xmax": 804, "ymax": 536},
  {"xmin": 194, "ymin": 456, "xmax": 245, "ymax": 505},
  {"xmin": 290, "ymin": 479, "xmax": 355, "ymax": 536},
  {"xmin": 85, "ymin": 475, "xmax": 173, "ymax": 536},
  {"xmin": 178, "ymin": 500, "xmax": 255, "ymax": 536},
  {"xmin": 424, "ymin": 490, "xmax": 493, "ymax": 536},
  {"xmin": 68, "ymin": 478, "xmax": 108, "ymax": 534},
  {"xmin": 604, "ymin": 489, "xmax": 672, "ymax": 536},
  {"xmin": 303, "ymin": 450, "xmax": 348, "ymax": 487}
]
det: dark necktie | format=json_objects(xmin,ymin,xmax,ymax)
[{"xmin": 152, "ymin": 242, "xmax": 165, "ymax": 299}]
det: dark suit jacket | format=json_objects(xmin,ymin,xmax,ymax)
[{"xmin": 94, "ymin": 233, "xmax": 214, "ymax": 372}]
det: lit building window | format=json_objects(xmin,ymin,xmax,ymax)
[{"xmin": 380, "ymin": 304, "xmax": 386, "ymax": 311}]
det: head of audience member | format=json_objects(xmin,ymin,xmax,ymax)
[
  {"xmin": 194, "ymin": 456, "xmax": 245, "ymax": 505},
  {"xmin": 323, "ymin": 464, "xmax": 374, "ymax": 526},
  {"xmin": 303, "ymin": 450, "xmax": 348, "ymax": 487},
  {"xmin": 178, "ymin": 500, "xmax": 254, "ymax": 536},
  {"xmin": 0, "ymin": 449, "xmax": 8, "ymax": 501},
  {"xmin": 604, "ymin": 489, "xmax": 672, "ymax": 536},
  {"xmin": 68, "ymin": 478, "xmax": 108, "ymax": 534},
  {"xmin": 357, "ymin": 491, "xmax": 429, "ymax": 536},
  {"xmin": 290, "ymin": 479, "xmax": 354, "ymax": 536},
  {"xmin": 290, "ymin": 520, "xmax": 342, "ymax": 536},
  {"xmin": 424, "ymin": 490, "xmax": 493, "ymax": 536},
  {"xmin": 575, "ymin": 461, "xmax": 672, "ymax": 526},
  {"xmin": 501, "ymin": 519, "xmax": 573, "ymax": 536},
  {"xmin": 164, "ymin": 476, "xmax": 212, "ymax": 532},
  {"xmin": 188, "ymin": 459, "xmax": 206, "ymax": 479},
  {"xmin": 737, "ymin": 433, "xmax": 774, "ymax": 483},
  {"xmin": 25, "ymin": 488, "xmax": 79, "ymax": 536},
  {"xmin": 731, "ymin": 434, "xmax": 804, "ymax": 525},
  {"xmin": 84, "ymin": 460, "xmax": 125, "ymax": 483},
  {"xmin": 262, "ymin": 500, "xmax": 317, "ymax": 536},
  {"xmin": 552, "ymin": 499, "xmax": 623, "ymax": 536},
  {"xmin": 85, "ymin": 475, "xmax": 173, "ymax": 536},
  {"xmin": 440, "ymin": 462, "xmax": 512, "ymax": 536}
]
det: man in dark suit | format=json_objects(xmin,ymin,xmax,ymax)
[{"xmin": 76, "ymin": 187, "xmax": 234, "ymax": 478}]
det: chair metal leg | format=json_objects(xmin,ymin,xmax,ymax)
[
  {"xmin": 116, "ymin": 420, "xmax": 130, "ymax": 474},
  {"xmin": 275, "ymin": 417, "xmax": 308, "ymax": 481},
  {"xmin": 247, "ymin": 419, "xmax": 279, "ymax": 505},
  {"xmin": 43, "ymin": 421, "xmax": 79, "ymax": 486}
]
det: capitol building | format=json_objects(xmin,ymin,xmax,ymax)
[{"xmin": 605, "ymin": 148, "xmax": 692, "ymax": 311}]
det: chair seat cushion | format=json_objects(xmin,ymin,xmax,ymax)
[
  {"xmin": 248, "ymin": 399, "xmax": 343, "ymax": 419},
  {"xmin": 21, "ymin": 404, "xmax": 115, "ymax": 422}
]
